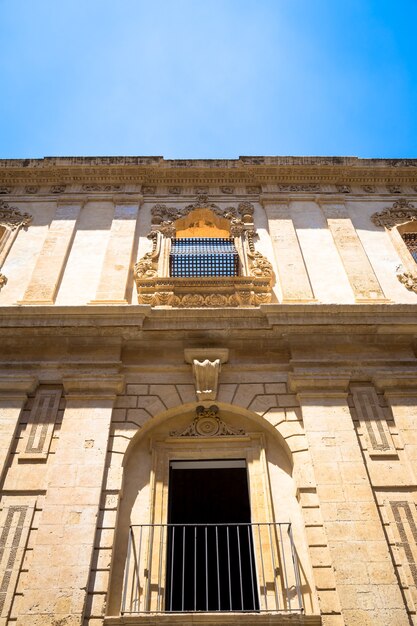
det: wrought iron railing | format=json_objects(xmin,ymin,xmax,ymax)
[{"xmin": 121, "ymin": 523, "xmax": 304, "ymax": 615}]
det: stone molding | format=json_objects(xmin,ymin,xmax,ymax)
[
  {"xmin": 288, "ymin": 372, "xmax": 351, "ymax": 394},
  {"xmin": 0, "ymin": 375, "xmax": 38, "ymax": 395},
  {"xmin": 62, "ymin": 375, "xmax": 124, "ymax": 398}
]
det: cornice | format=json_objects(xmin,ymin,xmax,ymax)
[
  {"xmin": 1, "ymin": 156, "xmax": 417, "ymax": 188},
  {"xmin": 1, "ymin": 303, "xmax": 417, "ymax": 336}
]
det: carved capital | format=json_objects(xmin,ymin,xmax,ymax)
[
  {"xmin": 371, "ymin": 199, "xmax": 417, "ymax": 229},
  {"xmin": 0, "ymin": 273, "xmax": 7, "ymax": 290}
]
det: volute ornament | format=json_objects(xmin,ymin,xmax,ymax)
[
  {"xmin": 249, "ymin": 251, "xmax": 274, "ymax": 278},
  {"xmin": 371, "ymin": 199, "xmax": 417, "ymax": 229}
]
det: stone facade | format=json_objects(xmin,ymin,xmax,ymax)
[{"xmin": 0, "ymin": 156, "xmax": 417, "ymax": 625}]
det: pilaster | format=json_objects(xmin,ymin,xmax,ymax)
[
  {"xmin": 290, "ymin": 372, "xmax": 410, "ymax": 626},
  {"xmin": 319, "ymin": 200, "xmax": 387, "ymax": 302},
  {"xmin": 261, "ymin": 198, "xmax": 314, "ymax": 302},
  {"xmin": 90, "ymin": 197, "xmax": 141, "ymax": 304},
  {"xmin": 18, "ymin": 198, "xmax": 83, "ymax": 304},
  {"xmin": 16, "ymin": 375, "xmax": 124, "ymax": 626},
  {"xmin": 0, "ymin": 375, "xmax": 37, "ymax": 485}
]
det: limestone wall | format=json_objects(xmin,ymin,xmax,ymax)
[{"xmin": 1, "ymin": 187, "xmax": 417, "ymax": 306}]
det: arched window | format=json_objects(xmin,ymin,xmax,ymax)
[{"xmin": 134, "ymin": 196, "xmax": 275, "ymax": 307}]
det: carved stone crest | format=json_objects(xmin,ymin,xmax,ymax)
[
  {"xmin": 0, "ymin": 202, "xmax": 32, "ymax": 231},
  {"xmin": 170, "ymin": 405, "xmax": 246, "ymax": 438},
  {"xmin": 371, "ymin": 199, "xmax": 417, "ymax": 229}
]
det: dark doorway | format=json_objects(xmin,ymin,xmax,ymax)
[{"xmin": 165, "ymin": 460, "xmax": 259, "ymax": 612}]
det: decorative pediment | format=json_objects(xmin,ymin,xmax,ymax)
[
  {"xmin": 0, "ymin": 201, "xmax": 32, "ymax": 231},
  {"xmin": 371, "ymin": 199, "xmax": 417, "ymax": 229},
  {"xmin": 150, "ymin": 195, "xmax": 254, "ymax": 229},
  {"xmin": 170, "ymin": 405, "xmax": 246, "ymax": 438}
]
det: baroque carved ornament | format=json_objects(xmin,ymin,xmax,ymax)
[
  {"xmin": 134, "ymin": 195, "xmax": 274, "ymax": 307},
  {"xmin": 0, "ymin": 201, "xmax": 32, "ymax": 231},
  {"xmin": 371, "ymin": 199, "xmax": 417, "ymax": 229},
  {"xmin": 170, "ymin": 405, "xmax": 246, "ymax": 438}
]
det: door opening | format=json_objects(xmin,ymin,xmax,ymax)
[{"xmin": 165, "ymin": 459, "xmax": 259, "ymax": 611}]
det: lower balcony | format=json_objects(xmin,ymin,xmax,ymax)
[{"xmin": 105, "ymin": 523, "xmax": 321, "ymax": 626}]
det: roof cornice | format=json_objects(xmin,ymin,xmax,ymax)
[{"xmin": 1, "ymin": 156, "xmax": 417, "ymax": 188}]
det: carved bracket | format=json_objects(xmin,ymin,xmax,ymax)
[
  {"xmin": 170, "ymin": 405, "xmax": 246, "ymax": 437},
  {"xmin": 185, "ymin": 349, "xmax": 229, "ymax": 401}
]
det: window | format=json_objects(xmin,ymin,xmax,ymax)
[
  {"xmin": 170, "ymin": 238, "xmax": 239, "ymax": 278},
  {"xmin": 134, "ymin": 196, "xmax": 275, "ymax": 307},
  {"xmin": 165, "ymin": 459, "xmax": 259, "ymax": 612},
  {"xmin": 401, "ymin": 232, "xmax": 417, "ymax": 263}
]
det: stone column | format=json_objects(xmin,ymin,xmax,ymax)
[
  {"xmin": 0, "ymin": 375, "xmax": 37, "ymax": 485},
  {"xmin": 19, "ymin": 198, "xmax": 83, "ymax": 304},
  {"xmin": 290, "ymin": 372, "xmax": 410, "ymax": 626},
  {"xmin": 261, "ymin": 198, "xmax": 314, "ymax": 302},
  {"xmin": 320, "ymin": 200, "xmax": 387, "ymax": 302},
  {"xmin": 89, "ymin": 197, "xmax": 141, "ymax": 304},
  {"xmin": 16, "ymin": 375, "xmax": 124, "ymax": 626}
]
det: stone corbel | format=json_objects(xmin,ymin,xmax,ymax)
[{"xmin": 184, "ymin": 349, "xmax": 229, "ymax": 401}]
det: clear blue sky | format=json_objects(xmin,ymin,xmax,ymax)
[{"xmin": 1, "ymin": 0, "xmax": 416, "ymax": 159}]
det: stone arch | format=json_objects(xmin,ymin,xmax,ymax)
[{"xmin": 107, "ymin": 401, "xmax": 317, "ymax": 617}]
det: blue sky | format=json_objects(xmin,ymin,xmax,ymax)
[{"xmin": 1, "ymin": 0, "xmax": 416, "ymax": 159}]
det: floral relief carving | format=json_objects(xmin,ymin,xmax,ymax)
[
  {"xmin": 25, "ymin": 186, "xmax": 40, "ymax": 194},
  {"xmin": 170, "ymin": 405, "xmax": 246, "ymax": 438},
  {"xmin": 82, "ymin": 184, "xmax": 122, "ymax": 192},
  {"xmin": 50, "ymin": 185, "xmax": 66, "ymax": 194},
  {"xmin": 277, "ymin": 183, "xmax": 320, "ymax": 192},
  {"xmin": 371, "ymin": 199, "xmax": 417, "ymax": 229},
  {"xmin": 336, "ymin": 184, "xmax": 351, "ymax": 193},
  {"xmin": 0, "ymin": 202, "xmax": 32, "ymax": 231},
  {"xmin": 387, "ymin": 185, "xmax": 401, "ymax": 194},
  {"xmin": 0, "ymin": 187, "xmax": 12, "ymax": 195}
]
